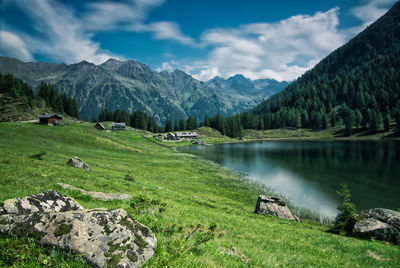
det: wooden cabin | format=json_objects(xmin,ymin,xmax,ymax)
[
  {"xmin": 175, "ymin": 132, "xmax": 198, "ymax": 140},
  {"xmin": 94, "ymin": 122, "xmax": 105, "ymax": 130},
  {"xmin": 167, "ymin": 132, "xmax": 176, "ymax": 140},
  {"xmin": 111, "ymin": 122, "xmax": 126, "ymax": 130},
  {"xmin": 39, "ymin": 113, "xmax": 63, "ymax": 125}
]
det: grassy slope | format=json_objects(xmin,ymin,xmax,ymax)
[
  {"xmin": 243, "ymin": 125, "xmax": 400, "ymax": 141},
  {"xmin": 0, "ymin": 121, "xmax": 399, "ymax": 267},
  {"xmin": 0, "ymin": 94, "xmax": 49, "ymax": 122}
]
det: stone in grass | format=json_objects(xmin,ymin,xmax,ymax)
[
  {"xmin": 0, "ymin": 209, "xmax": 157, "ymax": 267},
  {"xmin": 0, "ymin": 190, "xmax": 83, "ymax": 215},
  {"xmin": 353, "ymin": 208, "xmax": 400, "ymax": 245},
  {"xmin": 57, "ymin": 183, "xmax": 131, "ymax": 201},
  {"xmin": 67, "ymin": 156, "xmax": 91, "ymax": 171},
  {"xmin": 0, "ymin": 191, "xmax": 157, "ymax": 267},
  {"xmin": 254, "ymin": 195, "xmax": 301, "ymax": 222}
]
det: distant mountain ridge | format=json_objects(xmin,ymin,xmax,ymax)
[{"xmin": 0, "ymin": 56, "xmax": 288, "ymax": 122}]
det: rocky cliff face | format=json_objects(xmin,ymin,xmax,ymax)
[{"xmin": 0, "ymin": 57, "xmax": 288, "ymax": 122}]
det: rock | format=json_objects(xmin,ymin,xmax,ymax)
[
  {"xmin": 254, "ymin": 195, "xmax": 300, "ymax": 222},
  {"xmin": 57, "ymin": 183, "xmax": 132, "ymax": 201},
  {"xmin": 0, "ymin": 190, "xmax": 83, "ymax": 215},
  {"xmin": 0, "ymin": 191, "xmax": 157, "ymax": 267},
  {"xmin": 67, "ymin": 156, "xmax": 91, "ymax": 171},
  {"xmin": 353, "ymin": 208, "xmax": 400, "ymax": 245},
  {"xmin": 0, "ymin": 209, "xmax": 157, "ymax": 267},
  {"xmin": 221, "ymin": 246, "xmax": 251, "ymax": 264}
]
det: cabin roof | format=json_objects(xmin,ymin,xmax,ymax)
[
  {"xmin": 39, "ymin": 113, "xmax": 63, "ymax": 119},
  {"xmin": 176, "ymin": 132, "xmax": 198, "ymax": 137},
  {"xmin": 111, "ymin": 122, "xmax": 126, "ymax": 127},
  {"xmin": 95, "ymin": 122, "xmax": 105, "ymax": 129}
]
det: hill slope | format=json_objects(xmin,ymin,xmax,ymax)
[
  {"xmin": 252, "ymin": 1, "xmax": 400, "ymax": 131},
  {"xmin": 0, "ymin": 121, "xmax": 399, "ymax": 266},
  {"xmin": 0, "ymin": 57, "xmax": 287, "ymax": 123}
]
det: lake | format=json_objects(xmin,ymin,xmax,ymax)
[{"xmin": 179, "ymin": 141, "xmax": 400, "ymax": 217}]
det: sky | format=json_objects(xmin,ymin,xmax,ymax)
[{"xmin": 0, "ymin": 0, "xmax": 397, "ymax": 82}]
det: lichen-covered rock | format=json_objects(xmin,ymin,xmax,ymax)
[
  {"xmin": 0, "ymin": 190, "xmax": 83, "ymax": 215},
  {"xmin": 353, "ymin": 208, "xmax": 400, "ymax": 245},
  {"xmin": 67, "ymin": 156, "xmax": 91, "ymax": 171},
  {"xmin": 254, "ymin": 195, "xmax": 300, "ymax": 222},
  {"xmin": 0, "ymin": 208, "xmax": 157, "ymax": 267},
  {"xmin": 57, "ymin": 183, "xmax": 131, "ymax": 201}
]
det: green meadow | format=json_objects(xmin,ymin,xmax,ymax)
[{"xmin": 0, "ymin": 121, "xmax": 399, "ymax": 267}]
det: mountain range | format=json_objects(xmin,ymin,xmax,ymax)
[{"xmin": 0, "ymin": 57, "xmax": 288, "ymax": 122}]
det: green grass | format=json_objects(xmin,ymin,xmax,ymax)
[{"xmin": 0, "ymin": 121, "xmax": 399, "ymax": 267}]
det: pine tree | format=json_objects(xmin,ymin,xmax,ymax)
[
  {"xmin": 164, "ymin": 118, "xmax": 173, "ymax": 132},
  {"xmin": 384, "ymin": 114, "xmax": 391, "ymax": 132}
]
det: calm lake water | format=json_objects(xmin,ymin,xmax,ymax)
[{"xmin": 179, "ymin": 141, "xmax": 400, "ymax": 217}]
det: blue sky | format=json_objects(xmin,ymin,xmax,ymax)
[{"xmin": 0, "ymin": 0, "xmax": 397, "ymax": 81}]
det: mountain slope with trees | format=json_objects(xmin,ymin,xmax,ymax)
[
  {"xmin": 251, "ymin": 1, "xmax": 400, "ymax": 134},
  {"xmin": 199, "ymin": 1, "xmax": 400, "ymax": 138},
  {"xmin": 0, "ymin": 73, "xmax": 78, "ymax": 121}
]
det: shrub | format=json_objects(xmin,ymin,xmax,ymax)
[
  {"xmin": 30, "ymin": 151, "xmax": 46, "ymax": 160},
  {"xmin": 330, "ymin": 184, "xmax": 356, "ymax": 235},
  {"xmin": 124, "ymin": 174, "xmax": 135, "ymax": 181}
]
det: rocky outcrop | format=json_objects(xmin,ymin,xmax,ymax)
[
  {"xmin": 0, "ymin": 191, "xmax": 156, "ymax": 267},
  {"xmin": 254, "ymin": 195, "xmax": 300, "ymax": 222},
  {"xmin": 353, "ymin": 208, "xmax": 400, "ymax": 245},
  {"xmin": 57, "ymin": 183, "xmax": 132, "ymax": 201},
  {"xmin": 0, "ymin": 190, "xmax": 82, "ymax": 215},
  {"xmin": 67, "ymin": 156, "xmax": 91, "ymax": 171}
]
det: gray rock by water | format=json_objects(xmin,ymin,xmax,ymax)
[
  {"xmin": 254, "ymin": 195, "xmax": 300, "ymax": 222},
  {"xmin": 0, "ymin": 191, "xmax": 157, "ymax": 267},
  {"xmin": 0, "ymin": 190, "xmax": 82, "ymax": 215},
  {"xmin": 353, "ymin": 208, "xmax": 400, "ymax": 245},
  {"xmin": 67, "ymin": 156, "xmax": 91, "ymax": 171}
]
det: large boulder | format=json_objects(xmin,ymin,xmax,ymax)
[
  {"xmin": 0, "ymin": 191, "xmax": 157, "ymax": 267},
  {"xmin": 353, "ymin": 208, "xmax": 400, "ymax": 245},
  {"xmin": 67, "ymin": 156, "xmax": 91, "ymax": 171},
  {"xmin": 0, "ymin": 190, "xmax": 83, "ymax": 215},
  {"xmin": 254, "ymin": 195, "xmax": 300, "ymax": 222}
]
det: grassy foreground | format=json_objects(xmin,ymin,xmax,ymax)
[{"xmin": 0, "ymin": 121, "xmax": 399, "ymax": 267}]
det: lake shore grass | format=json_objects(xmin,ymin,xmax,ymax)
[{"xmin": 0, "ymin": 121, "xmax": 399, "ymax": 267}]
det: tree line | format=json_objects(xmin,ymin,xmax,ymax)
[
  {"xmin": 0, "ymin": 73, "xmax": 80, "ymax": 119},
  {"xmin": 94, "ymin": 108, "xmax": 201, "ymax": 133},
  {"xmin": 0, "ymin": 73, "xmax": 34, "ymax": 106},
  {"xmin": 38, "ymin": 82, "xmax": 80, "ymax": 119}
]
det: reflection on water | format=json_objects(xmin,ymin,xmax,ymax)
[{"xmin": 179, "ymin": 141, "xmax": 400, "ymax": 217}]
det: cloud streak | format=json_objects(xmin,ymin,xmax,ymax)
[
  {"xmin": 0, "ymin": 30, "xmax": 33, "ymax": 62},
  {"xmin": 1, "ymin": 0, "xmax": 193, "ymax": 64}
]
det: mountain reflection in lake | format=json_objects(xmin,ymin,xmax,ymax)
[{"xmin": 179, "ymin": 141, "xmax": 400, "ymax": 217}]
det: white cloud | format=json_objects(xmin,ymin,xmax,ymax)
[
  {"xmin": 156, "ymin": 60, "xmax": 178, "ymax": 72},
  {"xmin": 130, "ymin": 21, "xmax": 195, "ymax": 45},
  {"xmin": 83, "ymin": 0, "xmax": 164, "ymax": 31},
  {"xmin": 148, "ymin": 22, "xmax": 195, "ymax": 45},
  {"xmin": 0, "ymin": 30, "xmax": 33, "ymax": 62},
  {"xmin": 187, "ymin": 8, "xmax": 346, "ymax": 81},
  {"xmin": 83, "ymin": 0, "xmax": 194, "ymax": 45},
  {"xmin": 351, "ymin": 0, "xmax": 396, "ymax": 27}
]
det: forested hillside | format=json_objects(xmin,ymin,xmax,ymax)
[
  {"xmin": 252, "ymin": 1, "xmax": 400, "ymax": 134},
  {"xmin": 0, "ymin": 73, "xmax": 79, "ymax": 121}
]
